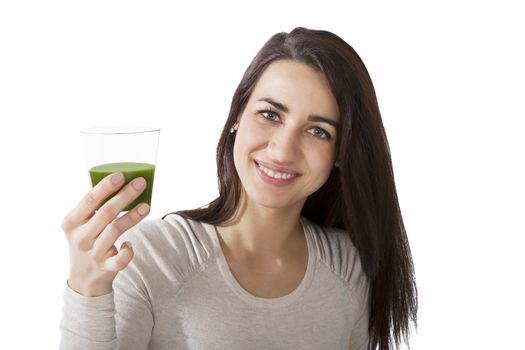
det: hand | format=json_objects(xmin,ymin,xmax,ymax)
[{"xmin": 61, "ymin": 172, "xmax": 150, "ymax": 297}]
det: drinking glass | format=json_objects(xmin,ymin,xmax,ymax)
[{"xmin": 80, "ymin": 126, "xmax": 160, "ymax": 212}]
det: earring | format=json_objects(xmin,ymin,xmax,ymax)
[
  {"xmin": 230, "ymin": 122, "xmax": 239, "ymax": 134},
  {"xmin": 334, "ymin": 161, "xmax": 340, "ymax": 167}
]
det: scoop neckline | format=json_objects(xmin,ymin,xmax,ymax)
[{"xmin": 203, "ymin": 217, "xmax": 316, "ymax": 308}]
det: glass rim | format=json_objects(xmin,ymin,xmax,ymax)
[{"xmin": 80, "ymin": 126, "xmax": 160, "ymax": 135}]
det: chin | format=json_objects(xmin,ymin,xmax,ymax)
[{"xmin": 245, "ymin": 190, "xmax": 306, "ymax": 211}]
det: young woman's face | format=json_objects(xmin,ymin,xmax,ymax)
[{"xmin": 233, "ymin": 59, "xmax": 340, "ymax": 210}]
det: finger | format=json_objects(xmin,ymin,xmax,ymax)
[
  {"xmin": 103, "ymin": 245, "xmax": 118, "ymax": 260},
  {"xmin": 90, "ymin": 202, "xmax": 150, "ymax": 262},
  {"xmin": 102, "ymin": 241, "xmax": 134, "ymax": 272},
  {"xmin": 62, "ymin": 172, "xmax": 125, "ymax": 232},
  {"xmin": 81, "ymin": 177, "xmax": 148, "ymax": 242}
]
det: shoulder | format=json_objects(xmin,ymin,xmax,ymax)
[
  {"xmin": 301, "ymin": 217, "xmax": 368, "ymax": 294},
  {"xmin": 116, "ymin": 213, "xmax": 216, "ymax": 283}
]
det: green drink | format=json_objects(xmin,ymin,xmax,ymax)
[
  {"xmin": 89, "ymin": 162, "xmax": 156, "ymax": 211},
  {"xmin": 81, "ymin": 126, "xmax": 160, "ymax": 212}
]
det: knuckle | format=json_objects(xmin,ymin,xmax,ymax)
[
  {"xmin": 86, "ymin": 249, "xmax": 100, "ymax": 263},
  {"xmin": 103, "ymin": 259, "xmax": 116, "ymax": 271},
  {"xmin": 108, "ymin": 245, "xmax": 118, "ymax": 257},
  {"xmin": 113, "ymin": 257, "xmax": 129, "ymax": 271},
  {"xmin": 71, "ymin": 233, "xmax": 91, "ymax": 252},
  {"xmin": 107, "ymin": 221, "xmax": 123, "ymax": 238},
  {"xmin": 99, "ymin": 208, "xmax": 117, "ymax": 224},
  {"xmin": 85, "ymin": 191, "xmax": 98, "ymax": 207},
  {"xmin": 61, "ymin": 215, "xmax": 71, "ymax": 233},
  {"xmin": 70, "ymin": 233, "xmax": 81, "ymax": 247},
  {"xmin": 112, "ymin": 260, "xmax": 124, "ymax": 271},
  {"xmin": 100, "ymin": 247, "xmax": 118, "ymax": 266}
]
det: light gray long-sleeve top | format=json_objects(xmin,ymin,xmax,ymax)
[{"xmin": 60, "ymin": 214, "xmax": 370, "ymax": 350}]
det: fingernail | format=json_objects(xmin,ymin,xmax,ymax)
[
  {"xmin": 111, "ymin": 172, "xmax": 124, "ymax": 184},
  {"xmin": 137, "ymin": 203, "xmax": 150, "ymax": 215},
  {"xmin": 132, "ymin": 178, "xmax": 146, "ymax": 190}
]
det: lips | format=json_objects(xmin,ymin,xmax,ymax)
[
  {"xmin": 254, "ymin": 160, "xmax": 301, "ymax": 186},
  {"xmin": 255, "ymin": 159, "xmax": 301, "ymax": 176}
]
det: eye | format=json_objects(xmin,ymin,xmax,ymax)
[
  {"xmin": 307, "ymin": 127, "xmax": 331, "ymax": 140},
  {"xmin": 259, "ymin": 110, "xmax": 281, "ymax": 122}
]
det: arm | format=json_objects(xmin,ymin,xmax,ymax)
[
  {"xmin": 59, "ymin": 172, "xmax": 152, "ymax": 349},
  {"xmin": 60, "ymin": 266, "xmax": 154, "ymax": 350},
  {"xmin": 60, "ymin": 285, "xmax": 117, "ymax": 350}
]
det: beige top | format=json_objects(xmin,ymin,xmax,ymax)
[{"xmin": 60, "ymin": 214, "xmax": 370, "ymax": 350}]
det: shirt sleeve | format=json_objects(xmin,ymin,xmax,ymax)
[
  {"xmin": 59, "ymin": 245, "xmax": 155, "ymax": 350},
  {"xmin": 59, "ymin": 272, "xmax": 154, "ymax": 350},
  {"xmin": 59, "ymin": 284, "xmax": 117, "ymax": 350},
  {"xmin": 348, "ymin": 303, "xmax": 370, "ymax": 350},
  {"xmin": 113, "ymin": 263, "xmax": 154, "ymax": 350},
  {"xmin": 59, "ymin": 220, "xmax": 172, "ymax": 350}
]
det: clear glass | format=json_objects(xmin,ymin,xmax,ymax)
[{"xmin": 80, "ymin": 126, "xmax": 160, "ymax": 212}]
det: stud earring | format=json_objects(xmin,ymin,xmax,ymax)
[{"xmin": 230, "ymin": 122, "xmax": 239, "ymax": 134}]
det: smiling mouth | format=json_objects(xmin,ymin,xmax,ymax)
[{"xmin": 254, "ymin": 160, "xmax": 300, "ymax": 180}]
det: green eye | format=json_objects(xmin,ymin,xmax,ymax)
[
  {"xmin": 261, "ymin": 110, "xmax": 280, "ymax": 121},
  {"xmin": 308, "ymin": 127, "xmax": 331, "ymax": 140}
]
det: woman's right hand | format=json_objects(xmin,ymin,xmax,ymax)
[{"xmin": 61, "ymin": 172, "xmax": 150, "ymax": 297}]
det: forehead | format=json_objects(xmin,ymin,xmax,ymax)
[{"xmin": 250, "ymin": 60, "xmax": 340, "ymax": 120}]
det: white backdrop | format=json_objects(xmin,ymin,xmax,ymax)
[{"xmin": 1, "ymin": 1, "xmax": 523, "ymax": 349}]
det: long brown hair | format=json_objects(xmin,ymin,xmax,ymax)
[{"xmin": 168, "ymin": 27, "xmax": 417, "ymax": 350}]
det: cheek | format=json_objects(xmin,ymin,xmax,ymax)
[
  {"xmin": 234, "ymin": 120, "xmax": 267, "ymax": 156},
  {"xmin": 233, "ymin": 121, "xmax": 260, "ymax": 170},
  {"xmin": 310, "ymin": 146, "xmax": 337, "ymax": 177},
  {"xmin": 232, "ymin": 136, "xmax": 244, "ymax": 173}
]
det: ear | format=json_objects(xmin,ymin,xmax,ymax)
[{"xmin": 230, "ymin": 121, "xmax": 239, "ymax": 134}]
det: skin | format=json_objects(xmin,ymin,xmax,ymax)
[
  {"xmin": 217, "ymin": 59, "xmax": 340, "ymax": 298},
  {"xmin": 62, "ymin": 173, "xmax": 150, "ymax": 297}
]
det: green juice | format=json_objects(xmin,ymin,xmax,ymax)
[{"xmin": 89, "ymin": 162, "xmax": 156, "ymax": 211}]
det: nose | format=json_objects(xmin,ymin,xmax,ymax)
[{"xmin": 267, "ymin": 127, "xmax": 300, "ymax": 163}]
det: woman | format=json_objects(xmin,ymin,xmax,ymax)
[{"xmin": 61, "ymin": 27, "xmax": 417, "ymax": 350}]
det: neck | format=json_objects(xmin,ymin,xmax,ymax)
[{"xmin": 217, "ymin": 194, "xmax": 305, "ymax": 259}]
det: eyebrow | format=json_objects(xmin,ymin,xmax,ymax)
[{"xmin": 257, "ymin": 97, "xmax": 340, "ymax": 128}]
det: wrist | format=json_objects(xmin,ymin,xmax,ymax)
[{"xmin": 67, "ymin": 277, "xmax": 113, "ymax": 297}]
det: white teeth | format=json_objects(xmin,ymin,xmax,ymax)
[{"xmin": 257, "ymin": 163, "xmax": 297, "ymax": 180}]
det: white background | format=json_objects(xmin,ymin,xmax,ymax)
[{"xmin": 1, "ymin": 1, "xmax": 523, "ymax": 349}]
